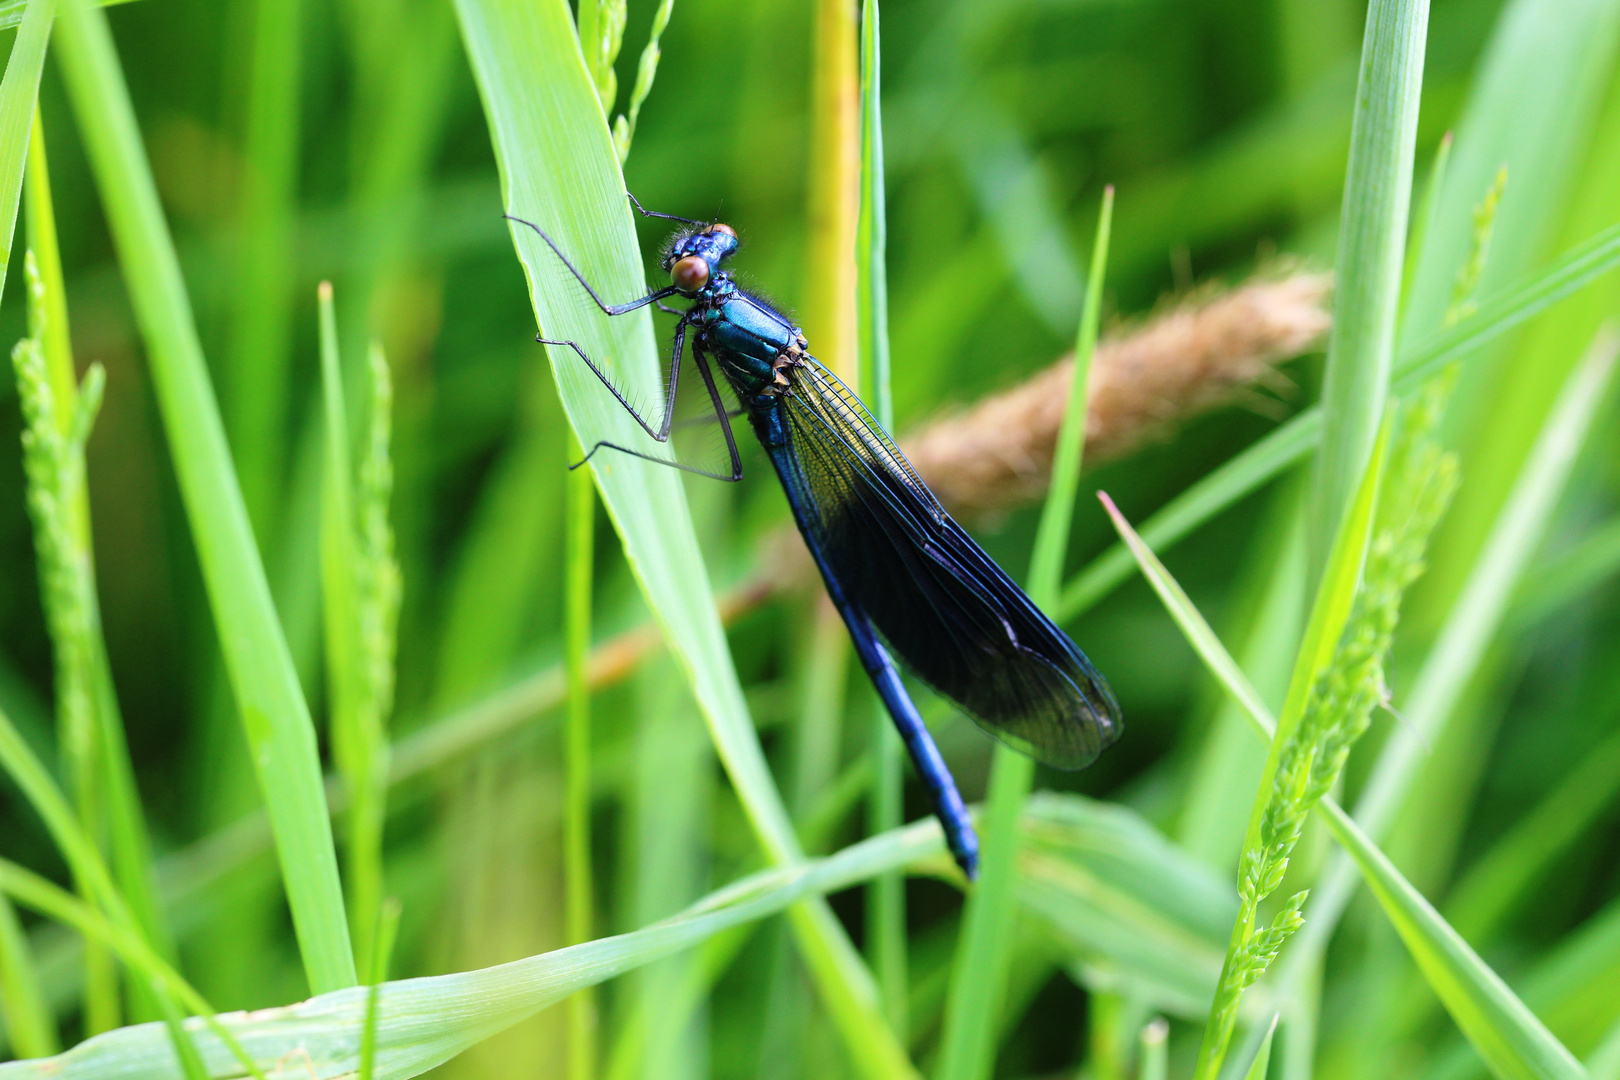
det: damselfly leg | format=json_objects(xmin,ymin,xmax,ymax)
[
  {"xmin": 535, "ymin": 308, "xmax": 688, "ymax": 441},
  {"xmin": 569, "ymin": 340, "xmax": 744, "ymax": 482}
]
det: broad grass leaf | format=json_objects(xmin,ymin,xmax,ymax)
[{"xmin": 1017, "ymin": 794, "xmax": 1234, "ymax": 1018}]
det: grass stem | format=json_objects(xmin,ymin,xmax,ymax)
[{"xmin": 565, "ymin": 436, "xmax": 598, "ymax": 1080}]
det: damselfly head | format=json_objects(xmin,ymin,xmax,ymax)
[{"xmin": 662, "ymin": 222, "xmax": 740, "ymax": 292}]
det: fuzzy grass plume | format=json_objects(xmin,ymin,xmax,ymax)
[{"xmin": 904, "ymin": 270, "xmax": 1332, "ymax": 521}]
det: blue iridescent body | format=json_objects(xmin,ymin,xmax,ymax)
[{"xmin": 511, "ymin": 200, "xmax": 1123, "ymax": 878}]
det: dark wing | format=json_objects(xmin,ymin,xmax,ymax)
[{"xmin": 776, "ymin": 359, "xmax": 1122, "ymax": 770}]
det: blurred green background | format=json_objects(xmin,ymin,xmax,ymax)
[{"xmin": 3, "ymin": 0, "xmax": 1620, "ymax": 1077}]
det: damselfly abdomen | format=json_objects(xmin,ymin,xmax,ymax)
[{"xmin": 509, "ymin": 199, "xmax": 1122, "ymax": 878}]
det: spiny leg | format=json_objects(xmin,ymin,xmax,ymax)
[
  {"xmin": 688, "ymin": 342, "xmax": 745, "ymax": 482},
  {"xmin": 627, "ymin": 191, "xmax": 704, "ymax": 225},
  {"xmin": 505, "ymin": 214, "xmax": 681, "ymax": 316},
  {"xmin": 567, "ymin": 342, "xmax": 744, "ymax": 483},
  {"xmin": 570, "ymin": 439, "xmax": 743, "ymax": 482},
  {"xmin": 537, "ymin": 316, "xmax": 689, "ymax": 443},
  {"xmin": 672, "ymin": 406, "xmax": 746, "ymax": 430}
]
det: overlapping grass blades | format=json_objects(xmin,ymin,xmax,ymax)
[
  {"xmin": 0, "ymin": 792, "xmax": 1241, "ymax": 1079},
  {"xmin": 1100, "ymin": 323, "xmax": 1620, "ymax": 1080},
  {"xmin": 854, "ymin": 0, "xmax": 908, "ymax": 1036},
  {"xmin": 52, "ymin": 0, "xmax": 356, "ymax": 995},
  {"xmin": 448, "ymin": 0, "xmax": 911, "ymax": 1075},
  {"xmin": 1190, "ymin": 414, "xmax": 1388, "ymax": 1080},
  {"xmin": 0, "ymin": 818, "xmax": 948, "ymax": 1080},
  {"xmin": 935, "ymin": 187, "xmax": 1113, "ymax": 1080},
  {"xmin": 1055, "ymin": 211, "xmax": 1620, "ymax": 625},
  {"xmin": 3, "ymin": 0, "xmax": 171, "ymax": 1043},
  {"xmin": 1280, "ymin": 326, "xmax": 1620, "ymax": 1048},
  {"xmin": 0, "ymin": 704, "xmax": 261, "ymax": 1079}
]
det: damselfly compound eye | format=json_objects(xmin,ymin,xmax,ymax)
[
  {"xmin": 708, "ymin": 223, "xmax": 737, "ymax": 238},
  {"xmin": 671, "ymin": 255, "xmax": 710, "ymax": 291}
]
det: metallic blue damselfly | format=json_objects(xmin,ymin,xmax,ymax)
[{"xmin": 509, "ymin": 198, "xmax": 1122, "ymax": 878}]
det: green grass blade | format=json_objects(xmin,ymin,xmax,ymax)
[
  {"xmin": 25, "ymin": 106, "xmax": 172, "ymax": 993},
  {"xmin": 1316, "ymin": 801, "xmax": 1584, "ymax": 1080},
  {"xmin": 1141, "ymin": 1020, "xmax": 1169, "ymax": 1080},
  {"xmin": 225, "ymin": 0, "xmax": 303, "ymax": 536},
  {"xmin": 24, "ymin": 111, "xmax": 72, "ymax": 414},
  {"xmin": 358, "ymin": 899, "xmax": 401, "ymax": 1080},
  {"xmin": 0, "ymin": 629, "xmax": 129, "ymax": 960},
  {"xmin": 53, "ymin": 0, "xmax": 356, "ymax": 995},
  {"xmin": 1242, "ymin": 1015, "xmax": 1280, "ymax": 1080},
  {"xmin": 0, "ymin": 821, "xmax": 948, "ymax": 1080},
  {"xmin": 1018, "ymin": 794, "xmax": 1235, "ymax": 1017},
  {"xmin": 1029, "ymin": 186, "xmax": 1113, "ymax": 606},
  {"xmin": 1589, "ymin": 1017, "xmax": 1620, "ymax": 1080},
  {"xmin": 0, "ymin": 892, "xmax": 56, "ymax": 1058},
  {"xmin": 0, "ymin": 0, "xmax": 128, "ymax": 28},
  {"xmin": 854, "ymin": 0, "xmax": 907, "ymax": 1036},
  {"xmin": 0, "ymin": 0, "xmax": 50, "ymax": 295},
  {"xmin": 317, "ymin": 282, "xmax": 382, "ymax": 984},
  {"xmin": 1307, "ymin": 0, "xmax": 1427, "ymax": 572},
  {"xmin": 0, "ymin": 861, "xmax": 265, "ymax": 1080},
  {"xmin": 1102, "ymin": 494, "xmax": 1588, "ymax": 1080},
  {"xmin": 1056, "ymin": 213, "xmax": 1620, "ymax": 627},
  {"xmin": 449, "ymin": 1, "xmax": 912, "ymax": 1075},
  {"xmin": 935, "ymin": 189, "xmax": 1114, "ymax": 1080},
  {"xmin": 317, "ymin": 283, "xmax": 359, "ymax": 759},
  {"xmin": 564, "ymin": 436, "xmax": 597, "ymax": 1080},
  {"xmin": 856, "ymin": 0, "xmax": 891, "ymax": 431},
  {"xmin": 933, "ymin": 748, "xmax": 1029, "ymax": 1080},
  {"xmin": 0, "ymin": 704, "xmax": 240, "ymax": 1077}
]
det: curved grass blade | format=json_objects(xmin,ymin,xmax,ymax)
[
  {"xmin": 0, "ymin": 860, "xmax": 265, "ymax": 1080},
  {"xmin": 0, "ymin": 0, "xmax": 51, "ymax": 292},
  {"xmin": 1017, "ymin": 794, "xmax": 1234, "ymax": 1019},
  {"xmin": 0, "ymin": 702, "xmax": 256, "ymax": 1078},
  {"xmin": 448, "ymin": 1, "xmax": 913, "ymax": 1075},
  {"xmin": 0, "ymin": 820, "xmax": 947, "ymax": 1080}
]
